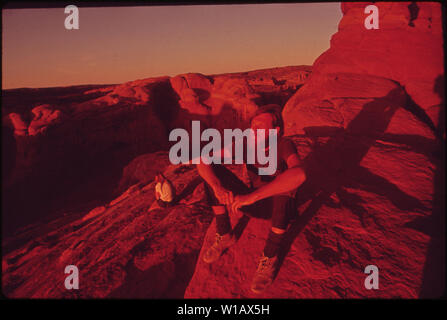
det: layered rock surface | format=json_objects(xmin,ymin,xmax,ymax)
[
  {"xmin": 2, "ymin": 159, "xmax": 215, "ymax": 298},
  {"xmin": 281, "ymin": 1, "xmax": 443, "ymax": 298},
  {"xmin": 186, "ymin": 78, "xmax": 442, "ymax": 298},
  {"xmin": 2, "ymin": 66, "xmax": 310, "ymax": 237},
  {"xmin": 186, "ymin": 2, "xmax": 444, "ymax": 298},
  {"xmin": 2, "ymin": 2, "xmax": 444, "ymax": 299}
]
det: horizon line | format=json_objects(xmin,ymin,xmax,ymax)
[{"xmin": 2, "ymin": 63, "xmax": 313, "ymax": 91}]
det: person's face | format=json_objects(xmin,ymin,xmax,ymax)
[{"xmin": 250, "ymin": 113, "xmax": 279, "ymax": 145}]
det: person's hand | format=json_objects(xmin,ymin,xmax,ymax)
[
  {"xmin": 231, "ymin": 193, "xmax": 256, "ymax": 215},
  {"xmin": 212, "ymin": 185, "xmax": 234, "ymax": 206}
]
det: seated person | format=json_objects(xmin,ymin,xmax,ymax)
[{"xmin": 196, "ymin": 104, "xmax": 307, "ymax": 293}]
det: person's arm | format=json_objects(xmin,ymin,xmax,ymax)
[
  {"xmin": 197, "ymin": 162, "xmax": 234, "ymax": 205},
  {"xmin": 249, "ymin": 165, "xmax": 305, "ymax": 203},
  {"xmin": 231, "ymin": 153, "xmax": 306, "ymax": 212},
  {"xmin": 195, "ymin": 139, "xmax": 236, "ymax": 205}
]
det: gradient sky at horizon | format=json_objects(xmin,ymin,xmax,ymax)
[{"xmin": 2, "ymin": 3, "xmax": 342, "ymax": 89}]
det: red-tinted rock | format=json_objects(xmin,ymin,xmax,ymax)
[
  {"xmin": 2, "ymin": 163, "xmax": 213, "ymax": 298},
  {"xmin": 169, "ymin": 67, "xmax": 311, "ymax": 132},
  {"xmin": 115, "ymin": 151, "xmax": 172, "ymax": 195},
  {"xmin": 28, "ymin": 104, "xmax": 63, "ymax": 136},
  {"xmin": 309, "ymin": 2, "xmax": 443, "ymax": 130},
  {"xmin": 186, "ymin": 2, "xmax": 444, "ymax": 298},
  {"xmin": 7, "ymin": 113, "xmax": 28, "ymax": 136}
]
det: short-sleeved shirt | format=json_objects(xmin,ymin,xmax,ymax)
[
  {"xmin": 244, "ymin": 137, "xmax": 299, "ymax": 198},
  {"xmin": 200, "ymin": 135, "xmax": 299, "ymax": 198},
  {"xmin": 245, "ymin": 137, "xmax": 298, "ymax": 187}
]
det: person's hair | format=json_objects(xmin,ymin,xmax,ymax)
[{"xmin": 250, "ymin": 104, "xmax": 284, "ymax": 137}]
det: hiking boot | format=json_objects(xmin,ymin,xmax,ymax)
[
  {"xmin": 251, "ymin": 254, "xmax": 279, "ymax": 294},
  {"xmin": 203, "ymin": 233, "xmax": 236, "ymax": 263}
]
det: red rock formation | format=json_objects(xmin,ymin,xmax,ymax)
[
  {"xmin": 291, "ymin": 2, "xmax": 444, "ymax": 135},
  {"xmin": 170, "ymin": 67, "xmax": 311, "ymax": 131},
  {"xmin": 27, "ymin": 104, "xmax": 64, "ymax": 136},
  {"xmin": 1, "ymin": 80, "xmax": 172, "ymax": 236},
  {"xmin": 7, "ymin": 113, "xmax": 28, "ymax": 136},
  {"xmin": 2, "ymin": 161, "xmax": 213, "ymax": 298},
  {"xmin": 187, "ymin": 2, "xmax": 444, "ymax": 298},
  {"xmin": 85, "ymin": 76, "xmax": 171, "ymax": 107},
  {"xmin": 1, "ymin": 65, "xmax": 309, "ymax": 259},
  {"xmin": 170, "ymin": 72, "xmax": 258, "ymax": 133},
  {"xmin": 3, "ymin": 1, "xmax": 444, "ymax": 298},
  {"xmin": 2, "ymin": 66, "xmax": 308, "ymax": 237}
]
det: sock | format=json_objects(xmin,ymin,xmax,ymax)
[
  {"xmin": 212, "ymin": 205, "xmax": 226, "ymax": 215},
  {"xmin": 263, "ymin": 230, "xmax": 285, "ymax": 258},
  {"xmin": 214, "ymin": 207, "xmax": 231, "ymax": 235}
]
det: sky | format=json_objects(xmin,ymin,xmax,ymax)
[{"xmin": 2, "ymin": 3, "xmax": 342, "ymax": 89}]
